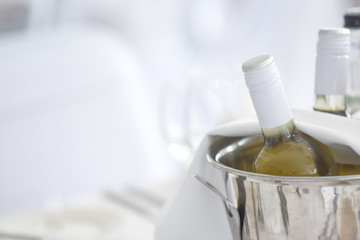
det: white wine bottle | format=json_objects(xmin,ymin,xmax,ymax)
[
  {"xmin": 344, "ymin": 9, "xmax": 360, "ymax": 119},
  {"xmin": 242, "ymin": 55, "xmax": 338, "ymax": 176},
  {"xmin": 313, "ymin": 28, "xmax": 350, "ymax": 116}
]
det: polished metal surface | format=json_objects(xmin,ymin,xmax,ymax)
[{"xmin": 203, "ymin": 135, "xmax": 360, "ymax": 240}]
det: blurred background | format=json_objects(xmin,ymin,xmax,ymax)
[{"xmin": 0, "ymin": 0, "xmax": 359, "ymax": 234}]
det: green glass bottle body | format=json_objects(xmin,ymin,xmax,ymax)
[{"xmin": 254, "ymin": 120, "xmax": 338, "ymax": 176}]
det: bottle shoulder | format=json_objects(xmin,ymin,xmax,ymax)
[
  {"xmin": 255, "ymin": 141, "xmax": 319, "ymax": 176},
  {"xmin": 256, "ymin": 129, "xmax": 339, "ymax": 176}
]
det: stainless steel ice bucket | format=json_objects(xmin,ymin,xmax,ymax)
[{"xmin": 202, "ymin": 134, "xmax": 360, "ymax": 240}]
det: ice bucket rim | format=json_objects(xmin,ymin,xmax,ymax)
[{"xmin": 206, "ymin": 150, "xmax": 360, "ymax": 187}]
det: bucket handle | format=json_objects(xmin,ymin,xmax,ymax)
[
  {"xmin": 194, "ymin": 174, "xmax": 243, "ymax": 240},
  {"xmin": 194, "ymin": 174, "xmax": 235, "ymax": 208}
]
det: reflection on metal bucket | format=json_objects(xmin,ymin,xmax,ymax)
[{"xmin": 197, "ymin": 135, "xmax": 360, "ymax": 240}]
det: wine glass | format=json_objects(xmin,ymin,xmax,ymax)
[{"xmin": 159, "ymin": 65, "xmax": 254, "ymax": 168}]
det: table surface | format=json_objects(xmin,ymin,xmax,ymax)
[{"xmin": 0, "ymin": 177, "xmax": 182, "ymax": 240}]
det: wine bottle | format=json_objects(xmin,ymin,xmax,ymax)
[
  {"xmin": 344, "ymin": 8, "xmax": 360, "ymax": 119},
  {"xmin": 242, "ymin": 55, "xmax": 338, "ymax": 176},
  {"xmin": 313, "ymin": 28, "xmax": 350, "ymax": 116},
  {"xmin": 313, "ymin": 27, "xmax": 360, "ymax": 175}
]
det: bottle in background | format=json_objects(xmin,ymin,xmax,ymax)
[
  {"xmin": 313, "ymin": 28, "xmax": 350, "ymax": 116},
  {"xmin": 313, "ymin": 27, "xmax": 360, "ymax": 175},
  {"xmin": 344, "ymin": 8, "xmax": 360, "ymax": 119},
  {"xmin": 242, "ymin": 55, "xmax": 338, "ymax": 176}
]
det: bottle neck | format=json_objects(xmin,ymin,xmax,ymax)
[
  {"xmin": 262, "ymin": 119, "xmax": 296, "ymax": 145},
  {"xmin": 243, "ymin": 55, "xmax": 292, "ymax": 129},
  {"xmin": 313, "ymin": 94, "xmax": 347, "ymax": 116},
  {"xmin": 249, "ymin": 83, "xmax": 293, "ymax": 129}
]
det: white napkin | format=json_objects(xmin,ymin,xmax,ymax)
[{"xmin": 154, "ymin": 109, "xmax": 360, "ymax": 240}]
